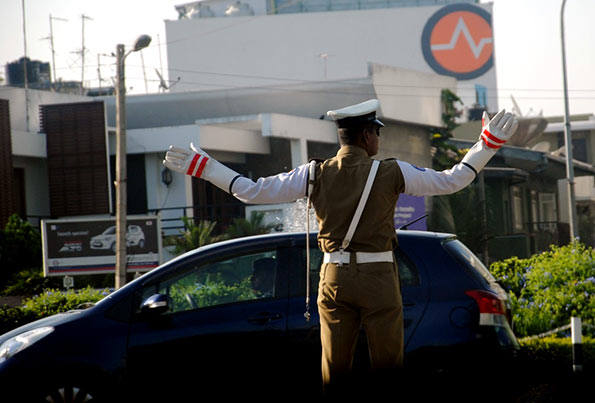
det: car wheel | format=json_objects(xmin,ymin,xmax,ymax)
[
  {"xmin": 43, "ymin": 385, "xmax": 95, "ymax": 402},
  {"xmin": 110, "ymin": 242, "xmax": 116, "ymax": 253}
]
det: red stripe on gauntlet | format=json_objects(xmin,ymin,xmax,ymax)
[
  {"xmin": 186, "ymin": 154, "xmax": 201, "ymax": 176},
  {"xmin": 195, "ymin": 155, "xmax": 209, "ymax": 178},
  {"xmin": 481, "ymin": 129, "xmax": 505, "ymax": 149}
]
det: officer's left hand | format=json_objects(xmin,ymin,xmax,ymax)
[{"xmin": 480, "ymin": 109, "xmax": 519, "ymax": 150}]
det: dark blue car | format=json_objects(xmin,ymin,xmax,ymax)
[{"xmin": 0, "ymin": 231, "xmax": 518, "ymax": 401}]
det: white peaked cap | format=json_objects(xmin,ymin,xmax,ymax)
[{"xmin": 326, "ymin": 99, "xmax": 384, "ymax": 128}]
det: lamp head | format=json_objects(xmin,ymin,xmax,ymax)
[{"xmin": 133, "ymin": 35, "xmax": 152, "ymax": 52}]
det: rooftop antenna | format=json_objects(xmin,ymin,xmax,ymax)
[
  {"xmin": 157, "ymin": 34, "xmax": 164, "ymax": 77},
  {"xmin": 316, "ymin": 53, "xmax": 335, "ymax": 80},
  {"xmin": 21, "ymin": 0, "xmax": 30, "ymax": 131},
  {"xmin": 140, "ymin": 49, "xmax": 148, "ymax": 93},
  {"xmin": 155, "ymin": 69, "xmax": 180, "ymax": 92},
  {"xmin": 80, "ymin": 14, "xmax": 93, "ymax": 95},
  {"xmin": 96, "ymin": 53, "xmax": 113, "ymax": 95},
  {"xmin": 46, "ymin": 14, "xmax": 68, "ymax": 84},
  {"xmin": 510, "ymin": 95, "xmax": 523, "ymax": 117},
  {"xmin": 155, "ymin": 69, "xmax": 168, "ymax": 92}
]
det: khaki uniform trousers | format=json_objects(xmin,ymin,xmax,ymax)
[{"xmin": 317, "ymin": 256, "xmax": 404, "ymax": 390}]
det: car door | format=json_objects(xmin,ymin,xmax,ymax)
[
  {"xmin": 285, "ymin": 234, "xmax": 429, "ymax": 374},
  {"xmin": 126, "ymin": 244, "xmax": 291, "ymax": 396},
  {"xmin": 395, "ymin": 245, "xmax": 430, "ymax": 350}
]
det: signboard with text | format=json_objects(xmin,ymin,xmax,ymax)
[
  {"xmin": 394, "ymin": 194, "xmax": 427, "ymax": 231},
  {"xmin": 42, "ymin": 216, "xmax": 162, "ymax": 276}
]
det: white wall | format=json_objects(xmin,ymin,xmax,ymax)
[
  {"xmin": 11, "ymin": 129, "xmax": 45, "ymax": 157},
  {"xmin": 0, "ymin": 87, "xmax": 89, "ymax": 137},
  {"xmin": 371, "ymin": 63, "xmax": 456, "ymax": 128},
  {"xmin": 144, "ymin": 152, "xmax": 190, "ymax": 235},
  {"xmin": 166, "ymin": 3, "xmax": 497, "ymax": 112},
  {"xmin": 12, "ymin": 156, "xmax": 50, "ymax": 219}
]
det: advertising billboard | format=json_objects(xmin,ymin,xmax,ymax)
[
  {"xmin": 41, "ymin": 216, "xmax": 162, "ymax": 276},
  {"xmin": 394, "ymin": 194, "xmax": 427, "ymax": 231}
]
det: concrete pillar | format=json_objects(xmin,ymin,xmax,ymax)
[{"xmin": 290, "ymin": 138, "xmax": 308, "ymax": 168}]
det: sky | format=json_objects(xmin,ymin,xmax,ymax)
[{"xmin": 0, "ymin": 0, "xmax": 594, "ymax": 118}]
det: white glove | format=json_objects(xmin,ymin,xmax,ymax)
[
  {"xmin": 461, "ymin": 109, "xmax": 519, "ymax": 174},
  {"xmin": 479, "ymin": 109, "xmax": 518, "ymax": 149},
  {"xmin": 163, "ymin": 143, "xmax": 209, "ymax": 178},
  {"xmin": 163, "ymin": 143, "xmax": 240, "ymax": 193}
]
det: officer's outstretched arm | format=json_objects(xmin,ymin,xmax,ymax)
[
  {"xmin": 399, "ymin": 109, "xmax": 518, "ymax": 196},
  {"xmin": 163, "ymin": 143, "xmax": 308, "ymax": 204}
]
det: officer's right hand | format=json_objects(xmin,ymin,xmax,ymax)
[{"xmin": 479, "ymin": 109, "xmax": 519, "ymax": 150}]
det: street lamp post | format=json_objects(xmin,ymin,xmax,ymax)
[
  {"xmin": 560, "ymin": 0, "xmax": 578, "ymax": 240},
  {"xmin": 115, "ymin": 35, "xmax": 151, "ymax": 290}
]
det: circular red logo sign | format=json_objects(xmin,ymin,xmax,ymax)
[{"xmin": 422, "ymin": 4, "xmax": 494, "ymax": 80}]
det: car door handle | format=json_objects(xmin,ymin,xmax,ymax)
[
  {"xmin": 403, "ymin": 300, "xmax": 416, "ymax": 307},
  {"xmin": 247, "ymin": 312, "xmax": 284, "ymax": 325}
]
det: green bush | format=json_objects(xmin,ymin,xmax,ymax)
[
  {"xmin": 518, "ymin": 336, "xmax": 595, "ymax": 371},
  {"xmin": 1, "ymin": 268, "xmax": 61, "ymax": 297},
  {"xmin": 0, "ymin": 287, "xmax": 110, "ymax": 335},
  {"xmin": 22, "ymin": 287, "xmax": 110, "ymax": 317},
  {"xmin": 490, "ymin": 241, "xmax": 595, "ymax": 338},
  {"xmin": 169, "ymin": 278, "xmax": 256, "ymax": 311},
  {"xmin": 0, "ymin": 214, "xmax": 42, "ymax": 285},
  {"xmin": 0, "ymin": 305, "xmax": 39, "ymax": 335}
]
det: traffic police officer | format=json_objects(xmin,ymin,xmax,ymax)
[{"xmin": 163, "ymin": 99, "xmax": 518, "ymax": 394}]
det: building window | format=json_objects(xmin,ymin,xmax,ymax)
[
  {"xmin": 557, "ymin": 132, "xmax": 589, "ymax": 163},
  {"xmin": 530, "ymin": 190, "xmax": 538, "ymax": 232},
  {"xmin": 475, "ymin": 84, "xmax": 487, "ymax": 107},
  {"xmin": 511, "ymin": 186, "xmax": 524, "ymax": 232},
  {"xmin": 539, "ymin": 193, "xmax": 558, "ymax": 231}
]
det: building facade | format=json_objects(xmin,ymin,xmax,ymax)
[
  {"xmin": 3, "ymin": 0, "xmax": 528, "ymax": 263},
  {"xmin": 166, "ymin": 0, "xmax": 496, "ymax": 115}
]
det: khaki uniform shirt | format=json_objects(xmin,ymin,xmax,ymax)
[{"xmin": 310, "ymin": 146, "xmax": 405, "ymax": 253}]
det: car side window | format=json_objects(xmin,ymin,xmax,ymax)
[
  {"xmin": 292, "ymin": 246, "xmax": 323, "ymax": 297},
  {"xmin": 308, "ymin": 247, "xmax": 323, "ymax": 294},
  {"xmin": 395, "ymin": 247, "xmax": 421, "ymax": 287},
  {"xmin": 291, "ymin": 244, "xmax": 419, "ymax": 295},
  {"xmin": 144, "ymin": 250, "xmax": 279, "ymax": 314}
]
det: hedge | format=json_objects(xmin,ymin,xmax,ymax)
[
  {"xmin": 0, "ymin": 287, "xmax": 109, "ymax": 335},
  {"xmin": 517, "ymin": 336, "xmax": 594, "ymax": 374},
  {"xmin": 489, "ymin": 241, "xmax": 595, "ymax": 338}
]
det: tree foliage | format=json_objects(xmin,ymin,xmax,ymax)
[
  {"xmin": 0, "ymin": 214, "xmax": 42, "ymax": 285},
  {"xmin": 165, "ymin": 212, "xmax": 274, "ymax": 256},
  {"xmin": 490, "ymin": 240, "xmax": 595, "ymax": 338},
  {"xmin": 428, "ymin": 89, "xmax": 480, "ymax": 248},
  {"xmin": 223, "ymin": 211, "xmax": 274, "ymax": 239},
  {"xmin": 430, "ymin": 88, "xmax": 466, "ymax": 171},
  {"xmin": 164, "ymin": 216, "xmax": 224, "ymax": 255}
]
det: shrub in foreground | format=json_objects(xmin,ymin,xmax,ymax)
[
  {"xmin": 490, "ymin": 241, "xmax": 595, "ymax": 338},
  {"xmin": 0, "ymin": 287, "xmax": 110, "ymax": 335}
]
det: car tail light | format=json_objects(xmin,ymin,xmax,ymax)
[{"xmin": 465, "ymin": 290, "xmax": 508, "ymax": 327}]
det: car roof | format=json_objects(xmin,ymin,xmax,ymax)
[{"xmin": 171, "ymin": 230, "xmax": 457, "ymax": 261}]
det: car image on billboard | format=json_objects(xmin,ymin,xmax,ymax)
[{"xmin": 90, "ymin": 225, "xmax": 146, "ymax": 252}]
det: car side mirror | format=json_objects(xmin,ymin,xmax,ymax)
[{"xmin": 140, "ymin": 293, "xmax": 169, "ymax": 316}]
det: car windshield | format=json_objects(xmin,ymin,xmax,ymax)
[
  {"xmin": 103, "ymin": 227, "xmax": 116, "ymax": 235},
  {"xmin": 443, "ymin": 239, "xmax": 496, "ymax": 284}
]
